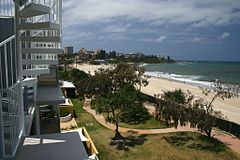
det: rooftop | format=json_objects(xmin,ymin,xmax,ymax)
[
  {"xmin": 16, "ymin": 129, "xmax": 90, "ymax": 160},
  {"xmin": 36, "ymin": 86, "xmax": 65, "ymax": 105},
  {"xmin": 61, "ymin": 81, "xmax": 75, "ymax": 88}
]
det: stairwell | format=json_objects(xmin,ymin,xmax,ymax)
[{"xmin": 19, "ymin": 0, "xmax": 62, "ymax": 78}]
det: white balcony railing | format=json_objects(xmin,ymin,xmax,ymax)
[
  {"xmin": 0, "ymin": 83, "xmax": 24, "ymax": 158},
  {"xmin": 0, "ymin": 35, "xmax": 18, "ymax": 89}
]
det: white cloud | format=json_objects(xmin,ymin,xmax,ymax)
[
  {"xmin": 131, "ymin": 28, "xmax": 157, "ymax": 34},
  {"xmin": 62, "ymin": 0, "xmax": 239, "ymax": 46},
  {"xmin": 62, "ymin": 0, "xmax": 240, "ymax": 28},
  {"xmin": 156, "ymin": 35, "xmax": 167, "ymax": 42},
  {"xmin": 193, "ymin": 37, "xmax": 202, "ymax": 42},
  {"xmin": 140, "ymin": 35, "xmax": 167, "ymax": 43},
  {"xmin": 99, "ymin": 33, "xmax": 129, "ymax": 41},
  {"xmin": 220, "ymin": 32, "xmax": 231, "ymax": 39},
  {"xmin": 63, "ymin": 30, "xmax": 93, "ymax": 42},
  {"xmin": 103, "ymin": 24, "xmax": 131, "ymax": 33}
]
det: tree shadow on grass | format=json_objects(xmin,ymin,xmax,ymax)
[
  {"xmin": 164, "ymin": 132, "xmax": 226, "ymax": 153},
  {"xmin": 163, "ymin": 132, "xmax": 193, "ymax": 146},
  {"xmin": 120, "ymin": 105, "xmax": 151, "ymax": 124},
  {"xmin": 109, "ymin": 131, "xmax": 147, "ymax": 151},
  {"xmin": 188, "ymin": 134, "xmax": 226, "ymax": 152}
]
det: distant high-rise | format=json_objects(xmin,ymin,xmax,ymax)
[{"xmin": 64, "ymin": 46, "xmax": 74, "ymax": 54}]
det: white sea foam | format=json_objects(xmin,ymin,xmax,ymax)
[
  {"xmin": 144, "ymin": 71, "xmax": 213, "ymax": 88},
  {"xmin": 177, "ymin": 62, "xmax": 195, "ymax": 65},
  {"xmin": 139, "ymin": 63, "xmax": 148, "ymax": 67}
]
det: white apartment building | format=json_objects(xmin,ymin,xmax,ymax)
[{"xmin": 0, "ymin": 1, "xmax": 98, "ymax": 159}]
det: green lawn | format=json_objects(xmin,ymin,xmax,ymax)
[
  {"xmin": 71, "ymin": 98, "xmax": 240, "ymax": 160},
  {"xmin": 119, "ymin": 117, "xmax": 170, "ymax": 129},
  {"xmin": 91, "ymin": 98, "xmax": 170, "ymax": 129}
]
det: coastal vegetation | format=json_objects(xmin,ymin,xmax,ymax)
[
  {"xmin": 94, "ymin": 85, "xmax": 142, "ymax": 139},
  {"xmin": 71, "ymin": 98, "xmax": 240, "ymax": 160},
  {"xmin": 58, "ymin": 49, "xmax": 175, "ymax": 65},
  {"xmin": 94, "ymin": 49, "xmax": 175, "ymax": 64},
  {"xmin": 155, "ymin": 83, "xmax": 240, "ymax": 137},
  {"xmin": 59, "ymin": 62, "xmax": 240, "ymax": 158},
  {"xmin": 81, "ymin": 63, "xmax": 149, "ymax": 139},
  {"xmin": 59, "ymin": 63, "xmax": 239, "ymax": 139},
  {"xmin": 105, "ymin": 51, "xmax": 175, "ymax": 64}
]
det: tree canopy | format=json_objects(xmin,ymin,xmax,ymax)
[
  {"xmin": 155, "ymin": 89, "xmax": 193, "ymax": 128},
  {"xmin": 94, "ymin": 85, "xmax": 142, "ymax": 139},
  {"xmin": 88, "ymin": 63, "xmax": 149, "ymax": 139},
  {"xmin": 155, "ymin": 83, "xmax": 239, "ymax": 137},
  {"xmin": 80, "ymin": 63, "xmax": 148, "ymax": 98}
]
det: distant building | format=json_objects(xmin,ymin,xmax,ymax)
[
  {"xmin": 64, "ymin": 46, "xmax": 74, "ymax": 54},
  {"xmin": 125, "ymin": 51, "xmax": 143, "ymax": 58},
  {"xmin": 79, "ymin": 48, "xmax": 97, "ymax": 60}
]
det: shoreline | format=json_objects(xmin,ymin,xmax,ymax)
[
  {"xmin": 141, "ymin": 77, "xmax": 240, "ymax": 124},
  {"xmin": 72, "ymin": 63, "xmax": 240, "ymax": 124},
  {"xmin": 145, "ymin": 74, "xmax": 213, "ymax": 90}
]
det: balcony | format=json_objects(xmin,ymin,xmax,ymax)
[{"xmin": 15, "ymin": 128, "xmax": 99, "ymax": 160}]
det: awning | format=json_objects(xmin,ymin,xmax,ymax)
[{"xmin": 36, "ymin": 86, "xmax": 65, "ymax": 105}]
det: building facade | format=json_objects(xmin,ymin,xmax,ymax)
[
  {"xmin": 1, "ymin": 1, "xmax": 99, "ymax": 159},
  {"xmin": 64, "ymin": 46, "xmax": 73, "ymax": 54},
  {"xmin": 0, "ymin": 0, "xmax": 63, "ymax": 159}
]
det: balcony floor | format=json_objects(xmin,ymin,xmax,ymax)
[
  {"xmin": 15, "ymin": 129, "xmax": 89, "ymax": 160},
  {"xmin": 36, "ymin": 86, "xmax": 65, "ymax": 105}
]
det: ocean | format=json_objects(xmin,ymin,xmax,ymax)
[{"xmin": 144, "ymin": 61, "xmax": 240, "ymax": 87}]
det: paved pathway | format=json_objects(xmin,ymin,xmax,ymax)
[{"xmin": 83, "ymin": 98, "xmax": 240, "ymax": 154}]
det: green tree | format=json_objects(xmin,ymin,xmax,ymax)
[
  {"xmin": 108, "ymin": 50, "xmax": 117, "ymax": 59},
  {"xmin": 155, "ymin": 89, "xmax": 193, "ymax": 128},
  {"xmin": 59, "ymin": 70, "xmax": 70, "ymax": 81},
  {"xmin": 134, "ymin": 66, "xmax": 149, "ymax": 90},
  {"xmin": 155, "ymin": 83, "xmax": 239, "ymax": 137},
  {"xmin": 95, "ymin": 85, "xmax": 142, "ymax": 139},
  {"xmin": 189, "ymin": 82, "xmax": 239, "ymax": 137},
  {"xmin": 70, "ymin": 68, "xmax": 89, "ymax": 84},
  {"xmin": 110, "ymin": 63, "xmax": 148, "ymax": 90},
  {"xmin": 85, "ymin": 64, "xmax": 148, "ymax": 139},
  {"xmin": 86, "ymin": 63, "xmax": 148, "ymax": 97},
  {"xmin": 86, "ymin": 69, "xmax": 112, "ymax": 97}
]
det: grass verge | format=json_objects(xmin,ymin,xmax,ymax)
[{"xmin": 71, "ymin": 98, "xmax": 240, "ymax": 160}]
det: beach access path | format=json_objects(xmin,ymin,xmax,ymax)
[{"xmin": 83, "ymin": 98, "xmax": 240, "ymax": 154}]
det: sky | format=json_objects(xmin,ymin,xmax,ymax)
[{"xmin": 62, "ymin": 0, "xmax": 240, "ymax": 61}]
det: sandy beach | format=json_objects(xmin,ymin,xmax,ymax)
[
  {"xmin": 71, "ymin": 63, "xmax": 113, "ymax": 75},
  {"xmin": 141, "ymin": 77, "xmax": 240, "ymax": 124},
  {"xmin": 73, "ymin": 63, "xmax": 240, "ymax": 124}
]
